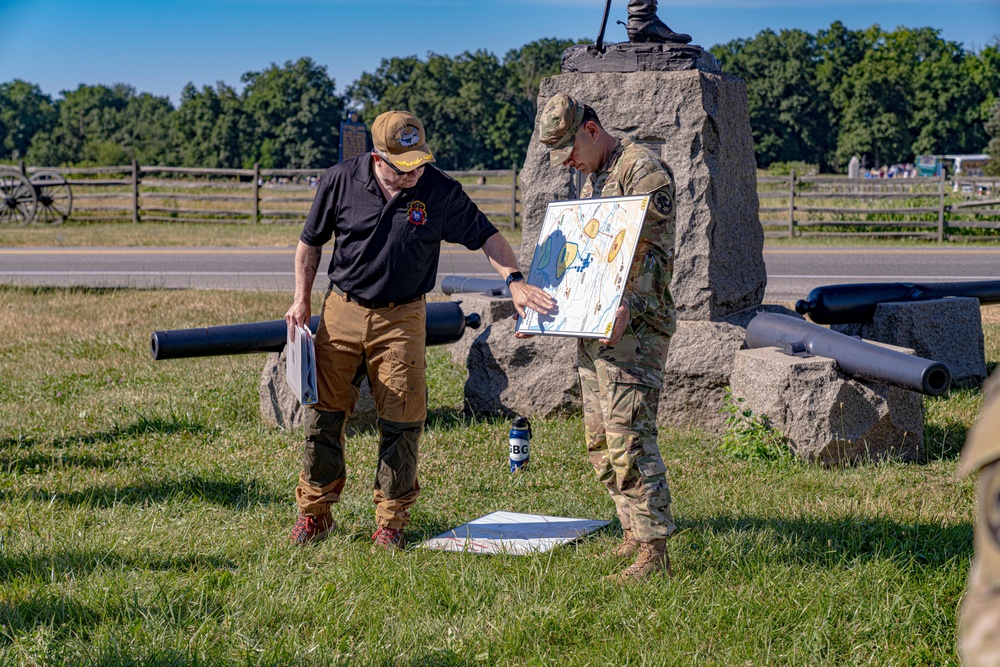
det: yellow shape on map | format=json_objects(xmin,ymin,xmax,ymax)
[
  {"xmin": 583, "ymin": 218, "xmax": 600, "ymax": 239},
  {"xmin": 557, "ymin": 242, "xmax": 578, "ymax": 279},
  {"xmin": 608, "ymin": 230, "xmax": 626, "ymax": 263}
]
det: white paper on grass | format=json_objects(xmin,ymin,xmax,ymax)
[
  {"xmin": 418, "ymin": 511, "xmax": 608, "ymax": 555},
  {"xmin": 516, "ymin": 194, "xmax": 650, "ymax": 339},
  {"xmin": 285, "ymin": 325, "xmax": 317, "ymax": 405}
]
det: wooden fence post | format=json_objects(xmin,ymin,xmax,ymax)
[
  {"xmin": 18, "ymin": 160, "xmax": 26, "ymax": 177},
  {"xmin": 131, "ymin": 160, "xmax": 139, "ymax": 224},
  {"xmin": 787, "ymin": 169, "xmax": 795, "ymax": 239},
  {"xmin": 510, "ymin": 162, "xmax": 518, "ymax": 229},
  {"xmin": 252, "ymin": 163, "xmax": 260, "ymax": 225},
  {"xmin": 937, "ymin": 171, "xmax": 946, "ymax": 243}
]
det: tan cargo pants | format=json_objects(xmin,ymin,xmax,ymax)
[{"xmin": 295, "ymin": 288, "xmax": 426, "ymax": 530}]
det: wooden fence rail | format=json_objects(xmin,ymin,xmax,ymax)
[
  {"xmin": 10, "ymin": 163, "xmax": 1000, "ymax": 240},
  {"xmin": 19, "ymin": 163, "xmax": 521, "ymax": 230},
  {"xmin": 758, "ymin": 172, "xmax": 1000, "ymax": 241}
]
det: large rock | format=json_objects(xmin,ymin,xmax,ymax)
[
  {"xmin": 832, "ymin": 297, "xmax": 986, "ymax": 389},
  {"xmin": 463, "ymin": 317, "xmax": 579, "ymax": 418},
  {"xmin": 447, "ymin": 294, "xmax": 517, "ymax": 368},
  {"xmin": 729, "ymin": 346, "xmax": 924, "ymax": 464},
  {"xmin": 259, "ymin": 350, "xmax": 376, "ymax": 431},
  {"xmin": 519, "ymin": 70, "xmax": 765, "ymax": 322}
]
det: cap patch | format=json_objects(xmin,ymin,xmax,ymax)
[
  {"xmin": 407, "ymin": 201, "xmax": 428, "ymax": 226},
  {"xmin": 395, "ymin": 125, "xmax": 421, "ymax": 147}
]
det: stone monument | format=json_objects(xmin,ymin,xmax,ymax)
[{"xmin": 464, "ymin": 18, "xmax": 769, "ymax": 432}]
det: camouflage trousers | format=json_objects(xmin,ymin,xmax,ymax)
[
  {"xmin": 960, "ymin": 459, "xmax": 1000, "ymax": 666},
  {"xmin": 579, "ymin": 322, "xmax": 675, "ymax": 542}
]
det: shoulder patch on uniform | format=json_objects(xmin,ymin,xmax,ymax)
[{"xmin": 652, "ymin": 190, "xmax": 673, "ymax": 216}]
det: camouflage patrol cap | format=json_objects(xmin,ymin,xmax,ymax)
[
  {"xmin": 371, "ymin": 110, "xmax": 435, "ymax": 172},
  {"xmin": 539, "ymin": 93, "xmax": 585, "ymax": 166}
]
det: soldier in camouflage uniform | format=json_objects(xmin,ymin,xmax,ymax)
[
  {"xmin": 536, "ymin": 93, "xmax": 678, "ymax": 582},
  {"xmin": 959, "ymin": 371, "xmax": 1000, "ymax": 665}
]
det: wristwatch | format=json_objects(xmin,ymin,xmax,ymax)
[{"xmin": 505, "ymin": 271, "xmax": 524, "ymax": 288}]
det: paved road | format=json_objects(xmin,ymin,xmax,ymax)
[{"xmin": 2, "ymin": 246, "xmax": 999, "ymax": 304}]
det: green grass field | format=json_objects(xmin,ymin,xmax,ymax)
[{"xmin": 0, "ymin": 286, "xmax": 989, "ymax": 666}]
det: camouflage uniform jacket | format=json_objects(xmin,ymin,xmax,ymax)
[{"xmin": 580, "ymin": 137, "xmax": 677, "ymax": 337}]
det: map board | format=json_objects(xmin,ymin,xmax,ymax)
[
  {"xmin": 516, "ymin": 195, "xmax": 649, "ymax": 338},
  {"xmin": 418, "ymin": 511, "xmax": 608, "ymax": 555}
]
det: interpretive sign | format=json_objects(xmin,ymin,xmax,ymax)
[
  {"xmin": 339, "ymin": 115, "xmax": 369, "ymax": 162},
  {"xmin": 516, "ymin": 195, "xmax": 648, "ymax": 338}
]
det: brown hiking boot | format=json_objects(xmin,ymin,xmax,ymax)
[
  {"xmin": 611, "ymin": 529, "xmax": 640, "ymax": 559},
  {"xmin": 371, "ymin": 526, "xmax": 405, "ymax": 552},
  {"xmin": 289, "ymin": 512, "xmax": 335, "ymax": 545},
  {"xmin": 606, "ymin": 538, "xmax": 671, "ymax": 583}
]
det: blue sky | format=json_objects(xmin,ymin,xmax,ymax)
[{"xmin": 1, "ymin": 0, "xmax": 998, "ymax": 104}]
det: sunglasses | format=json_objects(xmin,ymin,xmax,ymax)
[{"xmin": 375, "ymin": 151, "xmax": 407, "ymax": 176}]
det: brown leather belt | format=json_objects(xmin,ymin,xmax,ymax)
[{"xmin": 330, "ymin": 282, "xmax": 423, "ymax": 309}]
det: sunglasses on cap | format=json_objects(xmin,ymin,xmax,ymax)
[{"xmin": 374, "ymin": 150, "xmax": 408, "ymax": 176}]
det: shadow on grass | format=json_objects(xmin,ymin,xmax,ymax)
[
  {"xmin": 0, "ymin": 550, "xmax": 236, "ymax": 585},
  {"xmin": 0, "ymin": 415, "xmax": 209, "ymax": 451},
  {"xmin": 0, "ymin": 476, "xmax": 283, "ymax": 509},
  {"xmin": 0, "ymin": 595, "xmax": 100, "ymax": 647},
  {"xmin": 688, "ymin": 513, "xmax": 973, "ymax": 569},
  {"xmin": 0, "ymin": 451, "xmax": 134, "ymax": 474}
]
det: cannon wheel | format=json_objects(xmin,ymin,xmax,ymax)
[
  {"xmin": 0, "ymin": 169, "xmax": 37, "ymax": 226},
  {"xmin": 30, "ymin": 170, "xmax": 73, "ymax": 225}
]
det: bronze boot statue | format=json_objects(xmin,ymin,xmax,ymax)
[{"xmin": 623, "ymin": 0, "xmax": 692, "ymax": 44}]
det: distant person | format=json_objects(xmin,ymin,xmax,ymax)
[
  {"xmin": 959, "ymin": 372, "xmax": 1000, "ymax": 665},
  {"xmin": 534, "ymin": 93, "xmax": 678, "ymax": 582},
  {"xmin": 285, "ymin": 110, "xmax": 554, "ymax": 550}
]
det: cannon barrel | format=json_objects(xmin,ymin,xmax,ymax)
[
  {"xmin": 746, "ymin": 312, "xmax": 951, "ymax": 396},
  {"xmin": 439, "ymin": 275, "xmax": 510, "ymax": 298},
  {"xmin": 795, "ymin": 280, "xmax": 1000, "ymax": 324},
  {"xmin": 151, "ymin": 302, "xmax": 481, "ymax": 361}
]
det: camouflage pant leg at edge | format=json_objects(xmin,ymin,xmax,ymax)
[
  {"xmin": 579, "ymin": 345, "xmax": 634, "ymax": 531},
  {"xmin": 960, "ymin": 459, "xmax": 1000, "ymax": 666},
  {"xmin": 581, "ymin": 331, "xmax": 676, "ymax": 542}
]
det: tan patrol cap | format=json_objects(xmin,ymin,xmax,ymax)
[
  {"xmin": 371, "ymin": 110, "xmax": 435, "ymax": 172},
  {"xmin": 538, "ymin": 93, "xmax": 586, "ymax": 166}
]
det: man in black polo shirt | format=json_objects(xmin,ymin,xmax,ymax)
[{"xmin": 285, "ymin": 110, "xmax": 554, "ymax": 550}]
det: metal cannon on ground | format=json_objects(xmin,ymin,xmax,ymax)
[
  {"xmin": 794, "ymin": 280, "xmax": 1000, "ymax": 325},
  {"xmin": 746, "ymin": 312, "xmax": 951, "ymax": 396},
  {"xmin": 150, "ymin": 302, "xmax": 481, "ymax": 360},
  {"xmin": 440, "ymin": 275, "xmax": 510, "ymax": 298}
]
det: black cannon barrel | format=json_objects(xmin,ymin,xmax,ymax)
[
  {"xmin": 746, "ymin": 312, "xmax": 951, "ymax": 396},
  {"xmin": 439, "ymin": 275, "xmax": 510, "ymax": 298},
  {"xmin": 795, "ymin": 280, "xmax": 1000, "ymax": 324},
  {"xmin": 151, "ymin": 302, "xmax": 481, "ymax": 360}
]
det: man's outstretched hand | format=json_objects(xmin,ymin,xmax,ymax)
[{"xmin": 509, "ymin": 280, "xmax": 555, "ymax": 319}]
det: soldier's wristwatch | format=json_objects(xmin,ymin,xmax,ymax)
[{"xmin": 505, "ymin": 271, "xmax": 524, "ymax": 288}]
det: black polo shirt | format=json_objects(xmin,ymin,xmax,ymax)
[{"xmin": 300, "ymin": 154, "xmax": 499, "ymax": 303}]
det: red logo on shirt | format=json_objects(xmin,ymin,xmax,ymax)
[{"xmin": 407, "ymin": 201, "xmax": 427, "ymax": 226}]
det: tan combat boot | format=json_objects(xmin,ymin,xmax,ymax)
[
  {"xmin": 611, "ymin": 529, "xmax": 640, "ymax": 559},
  {"xmin": 607, "ymin": 538, "xmax": 671, "ymax": 583}
]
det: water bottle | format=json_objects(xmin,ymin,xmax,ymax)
[{"xmin": 509, "ymin": 416, "xmax": 531, "ymax": 472}]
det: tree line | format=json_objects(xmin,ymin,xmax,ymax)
[{"xmin": 0, "ymin": 25, "xmax": 997, "ymax": 173}]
